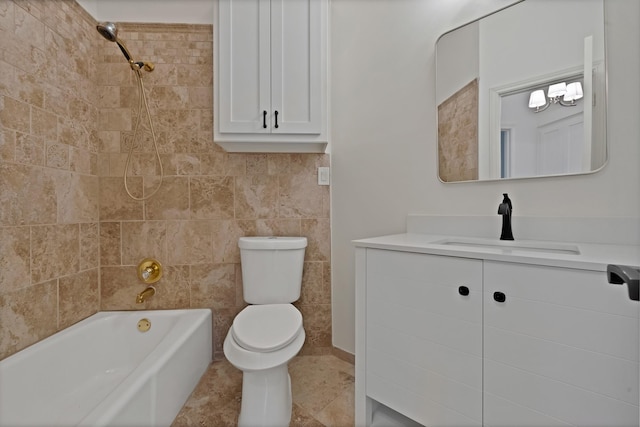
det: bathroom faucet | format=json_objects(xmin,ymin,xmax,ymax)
[
  {"xmin": 136, "ymin": 286, "xmax": 156, "ymax": 304},
  {"xmin": 498, "ymin": 193, "xmax": 514, "ymax": 240}
]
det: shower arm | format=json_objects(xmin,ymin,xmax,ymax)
[{"xmin": 116, "ymin": 39, "xmax": 155, "ymax": 72}]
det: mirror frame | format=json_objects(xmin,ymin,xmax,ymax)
[{"xmin": 435, "ymin": 0, "xmax": 608, "ymax": 183}]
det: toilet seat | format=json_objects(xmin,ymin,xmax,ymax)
[{"xmin": 231, "ymin": 304, "xmax": 303, "ymax": 353}]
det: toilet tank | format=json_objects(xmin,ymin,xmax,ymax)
[{"xmin": 238, "ymin": 237, "xmax": 307, "ymax": 304}]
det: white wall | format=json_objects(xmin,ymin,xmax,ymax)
[
  {"xmin": 76, "ymin": 0, "xmax": 640, "ymax": 355},
  {"xmin": 76, "ymin": 0, "xmax": 214, "ymax": 24},
  {"xmin": 330, "ymin": 0, "xmax": 640, "ymax": 354}
]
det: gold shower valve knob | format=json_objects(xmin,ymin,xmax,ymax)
[{"xmin": 137, "ymin": 258, "xmax": 162, "ymax": 284}]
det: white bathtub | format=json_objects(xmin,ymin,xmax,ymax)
[{"xmin": 0, "ymin": 309, "xmax": 212, "ymax": 427}]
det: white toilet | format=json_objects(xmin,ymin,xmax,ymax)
[{"xmin": 223, "ymin": 236, "xmax": 307, "ymax": 427}]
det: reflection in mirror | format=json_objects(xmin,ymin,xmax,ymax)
[{"xmin": 436, "ymin": 0, "xmax": 606, "ymax": 182}]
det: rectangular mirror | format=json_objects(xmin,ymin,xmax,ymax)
[{"xmin": 436, "ymin": 0, "xmax": 607, "ymax": 182}]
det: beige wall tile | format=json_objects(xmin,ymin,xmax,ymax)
[
  {"xmin": 235, "ymin": 175, "xmax": 279, "ymax": 219},
  {"xmin": 58, "ymin": 269, "xmax": 99, "ymax": 330},
  {"xmin": 99, "ymin": 176, "xmax": 144, "ymax": 220},
  {"xmin": 190, "ymin": 263, "xmax": 237, "ymax": 310},
  {"xmin": 0, "ymin": 128, "xmax": 16, "ymax": 161},
  {"xmin": 31, "ymin": 224, "xmax": 79, "ymax": 284},
  {"xmin": 0, "ymin": 2, "xmax": 15, "ymax": 32},
  {"xmin": 46, "ymin": 142, "xmax": 69, "ymax": 169},
  {"xmin": 0, "ymin": 96, "xmax": 30, "ymax": 134},
  {"xmin": 144, "ymin": 176, "xmax": 190, "ymax": 220},
  {"xmin": 300, "ymin": 262, "xmax": 330, "ymax": 305},
  {"xmin": 31, "ymin": 106, "xmax": 57, "ymax": 140},
  {"xmin": 69, "ymin": 147, "xmax": 96, "ymax": 175},
  {"xmin": 16, "ymin": 73, "xmax": 45, "ymax": 108},
  {"xmin": 0, "ymin": 226, "xmax": 31, "ymax": 293},
  {"xmin": 14, "ymin": 4, "xmax": 45, "ymax": 49},
  {"xmin": 55, "ymin": 172, "xmax": 99, "ymax": 223},
  {"xmin": 279, "ymin": 174, "xmax": 327, "ymax": 218},
  {"xmin": 211, "ymin": 220, "xmax": 256, "ymax": 264},
  {"xmin": 120, "ymin": 221, "xmax": 167, "ymax": 266},
  {"xmin": 142, "ymin": 265, "xmax": 190, "ymax": 310},
  {"xmin": 302, "ymin": 219, "xmax": 331, "ymax": 262},
  {"xmin": 100, "ymin": 266, "xmax": 140, "ymax": 310},
  {"xmin": 100, "ymin": 222, "xmax": 122, "ymax": 266},
  {"xmin": 0, "ymin": 280, "xmax": 57, "ymax": 360},
  {"xmin": 98, "ymin": 108, "xmax": 132, "ymax": 131},
  {"xmin": 199, "ymin": 152, "xmax": 227, "ymax": 175},
  {"xmin": 190, "ymin": 176, "xmax": 235, "ymax": 219},
  {"xmin": 0, "ymin": 163, "xmax": 57, "ymax": 226},
  {"xmin": 297, "ymin": 303, "xmax": 332, "ymax": 355},
  {"xmin": 80, "ymin": 223, "xmax": 100, "ymax": 271},
  {"xmin": 166, "ymin": 220, "xmax": 214, "ymax": 265},
  {"xmin": 15, "ymin": 132, "xmax": 44, "ymax": 166},
  {"xmin": 255, "ymin": 218, "xmax": 302, "ymax": 236}
]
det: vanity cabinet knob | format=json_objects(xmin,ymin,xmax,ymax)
[
  {"xmin": 493, "ymin": 291, "xmax": 506, "ymax": 303},
  {"xmin": 458, "ymin": 286, "xmax": 470, "ymax": 296}
]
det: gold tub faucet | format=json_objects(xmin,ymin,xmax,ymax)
[{"xmin": 136, "ymin": 286, "xmax": 156, "ymax": 304}]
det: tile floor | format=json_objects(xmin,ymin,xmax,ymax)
[{"xmin": 172, "ymin": 355, "xmax": 355, "ymax": 427}]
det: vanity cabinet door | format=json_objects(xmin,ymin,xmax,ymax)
[
  {"xmin": 365, "ymin": 249, "xmax": 483, "ymax": 426},
  {"xmin": 483, "ymin": 261, "xmax": 639, "ymax": 427}
]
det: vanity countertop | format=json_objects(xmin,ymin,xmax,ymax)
[{"xmin": 353, "ymin": 233, "xmax": 640, "ymax": 272}]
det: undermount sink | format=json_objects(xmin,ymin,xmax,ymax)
[{"xmin": 431, "ymin": 237, "xmax": 581, "ymax": 255}]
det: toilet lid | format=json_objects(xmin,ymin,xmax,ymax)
[{"xmin": 231, "ymin": 304, "xmax": 303, "ymax": 353}]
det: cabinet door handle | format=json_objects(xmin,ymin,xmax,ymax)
[
  {"xmin": 263, "ymin": 111, "xmax": 267, "ymax": 129},
  {"xmin": 458, "ymin": 286, "xmax": 470, "ymax": 296},
  {"xmin": 493, "ymin": 291, "xmax": 506, "ymax": 303},
  {"xmin": 274, "ymin": 110, "xmax": 279, "ymax": 128}
]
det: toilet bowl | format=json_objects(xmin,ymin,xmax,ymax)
[{"xmin": 224, "ymin": 304, "xmax": 305, "ymax": 426}]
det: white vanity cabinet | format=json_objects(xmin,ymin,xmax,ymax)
[
  {"xmin": 355, "ymin": 237, "xmax": 640, "ymax": 427},
  {"xmin": 214, "ymin": 0, "xmax": 328, "ymax": 153}
]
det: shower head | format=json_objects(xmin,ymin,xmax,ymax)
[
  {"xmin": 96, "ymin": 22, "xmax": 118, "ymax": 42},
  {"xmin": 96, "ymin": 22, "xmax": 153, "ymax": 72}
]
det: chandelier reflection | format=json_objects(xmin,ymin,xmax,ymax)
[{"xmin": 528, "ymin": 81, "xmax": 583, "ymax": 113}]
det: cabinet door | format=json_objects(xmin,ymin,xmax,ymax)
[
  {"xmin": 218, "ymin": 0, "xmax": 321, "ymax": 135},
  {"xmin": 218, "ymin": 0, "xmax": 271, "ymax": 133},
  {"xmin": 484, "ymin": 261, "xmax": 639, "ymax": 427},
  {"xmin": 365, "ymin": 249, "xmax": 483, "ymax": 426},
  {"xmin": 270, "ymin": 0, "xmax": 322, "ymax": 134}
]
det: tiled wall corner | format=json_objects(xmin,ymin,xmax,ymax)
[{"xmin": 0, "ymin": 0, "xmax": 100, "ymax": 360}]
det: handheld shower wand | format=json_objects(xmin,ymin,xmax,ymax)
[
  {"xmin": 96, "ymin": 22, "xmax": 163, "ymax": 201},
  {"xmin": 96, "ymin": 22, "xmax": 155, "ymax": 72}
]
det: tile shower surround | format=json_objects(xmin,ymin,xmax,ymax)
[{"xmin": 0, "ymin": 0, "xmax": 332, "ymax": 361}]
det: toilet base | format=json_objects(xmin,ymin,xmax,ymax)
[{"xmin": 238, "ymin": 364, "xmax": 292, "ymax": 427}]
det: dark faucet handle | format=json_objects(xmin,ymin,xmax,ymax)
[
  {"xmin": 607, "ymin": 264, "xmax": 640, "ymax": 301},
  {"xmin": 498, "ymin": 193, "xmax": 513, "ymax": 215}
]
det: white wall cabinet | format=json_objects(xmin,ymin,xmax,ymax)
[
  {"xmin": 355, "ymin": 246, "xmax": 639, "ymax": 426},
  {"xmin": 214, "ymin": 0, "xmax": 328, "ymax": 153}
]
